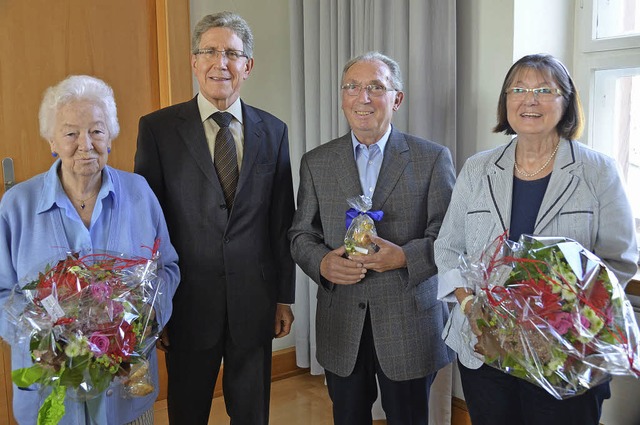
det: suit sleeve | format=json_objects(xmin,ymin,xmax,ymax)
[
  {"xmin": 269, "ymin": 124, "xmax": 296, "ymax": 304},
  {"xmin": 402, "ymin": 146, "xmax": 456, "ymax": 287},
  {"xmin": 288, "ymin": 154, "xmax": 333, "ymax": 289},
  {"xmin": 591, "ymin": 158, "xmax": 639, "ymax": 285},
  {"xmin": 134, "ymin": 115, "xmax": 166, "ymax": 206}
]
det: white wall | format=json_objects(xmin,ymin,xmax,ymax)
[
  {"xmin": 513, "ymin": 0, "xmax": 574, "ymax": 64},
  {"xmin": 456, "ymin": 0, "xmax": 515, "ymax": 169},
  {"xmin": 189, "ymin": 0, "xmax": 294, "ymax": 351}
]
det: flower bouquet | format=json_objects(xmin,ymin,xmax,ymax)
[
  {"xmin": 4, "ymin": 246, "xmax": 163, "ymax": 424},
  {"xmin": 344, "ymin": 195, "xmax": 383, "ymax": 256},
  {"xmin": 461, "ymin": 233, "xmax": 640, "ymax": 399}
]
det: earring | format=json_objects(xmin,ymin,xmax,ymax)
[
  {"xmin": 107, "ymin": 147, "xmax": 111, "ymax": 154},
  {"xmin": 51, "ymin": 152, "xmax": 58, "ymax": 158}
]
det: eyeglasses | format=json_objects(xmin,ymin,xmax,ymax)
[
  {"xmin": 506, "ymin": 87, "xmax": 563, "ymax": 102},
  {"xmin": 194, "ymin": 49, "xmax": 248, "ymax": 62},
  {"xmin": 341, "ymin": 83, "xmax": 396, "ymax": 97}
]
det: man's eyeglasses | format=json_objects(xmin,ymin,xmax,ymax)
[
  {"xmin": 341, "ymin": 83, "xmax": 396, "ymax": 97},
  {"xmin": 194, "ymin": 49, "xmax": 248, "ymax": 62},
  {"xmin": 506, "ymin": 87, "xmax": 563, "ymax": 102}
]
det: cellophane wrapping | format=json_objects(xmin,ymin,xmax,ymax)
[
  {"xmin": 344, "ymin": 195, "xmax": 378, "ymax": 256},
  {"xmin": 461, "ymin": 234, "xmax": 640, "ymax": 399},
  {"xmin": 4, "ymin": 248, "xmax": 163, "ymax": 423}
]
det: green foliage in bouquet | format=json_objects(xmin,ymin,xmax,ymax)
[
  {"xmin": 467, "ymin": 234, "xmax": 639, "ymax": 399},
  {"xmin": 9, "ymin": 252, "xmax": 158, "ymax": 424}
]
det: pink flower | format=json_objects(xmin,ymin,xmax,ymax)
[
  {"xmin": 580, "ymin": 315, "xmax": 591, "ymax": 329},
  {"xmin": 548, "ymin": 312, "xmax": 573, "ymax": 335},
  {"xmin": 88, "ymin": 332, "xmax": 111, "ymax": 356},
  {"xmin": 604, "ymin": 306, "xmax": 614, "ymax": 326},
  {"xmin": 91, "ymin": 283, "xmax": 113, "ymax": 301}
]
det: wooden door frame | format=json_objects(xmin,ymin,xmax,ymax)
[{"xmin": 155, "ymin": 0, "xmax": 194, "ymax": 108}]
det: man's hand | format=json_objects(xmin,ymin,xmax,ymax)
[
  {"xmin": 320, "ymin": 246, "xmax": 367, "ymax": 285},
  {"xmin": 274, "ymin": 304, "xmax": 294, "ymax": 338},
  {"xmin": 353, "ymin": 235, "xmax": 407, "ymax": 273},
  {"xmin": 156, "ymin": 327, "xmax": 170, "ymax": 352}
]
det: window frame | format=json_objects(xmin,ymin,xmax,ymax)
[{"xmin": 573, "ymin": 0, "xmax": 640, "ymax": 264}]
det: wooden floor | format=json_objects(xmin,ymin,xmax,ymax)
[{"xmin": 153, "ymin": 372, "xmax": 387, "ymax": 425}]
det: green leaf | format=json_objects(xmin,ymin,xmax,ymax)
[
  {"xmin": 37, "ymin": 384, "xmax": 66, "ymax": 425},
  {"xmin": 12, "ymin": 365, "xmax": 45, "ymax": 387}
]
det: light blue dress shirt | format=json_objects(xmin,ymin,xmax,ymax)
[{"xmin": 351, "ymin": 125, "xmax": 391, "ymax": 197}]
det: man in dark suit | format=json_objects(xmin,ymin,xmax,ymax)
[
  {"xmin": 289, "ymin": 52, "xmax": 455, "ymax": 425},
  {"xmin": 134, "ymin": 12, "xmax": 295, "ymax": 425}
]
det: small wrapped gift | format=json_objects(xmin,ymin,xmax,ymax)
[{"xmin": 344, "ymin": 195, "xmax": 383, "ymax": 256}]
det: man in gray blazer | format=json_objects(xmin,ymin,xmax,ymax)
[{"xmin": 289, "ymin": 51, "xmax": 455, "ymax": 424}]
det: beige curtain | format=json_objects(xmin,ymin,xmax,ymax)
[{"xmin": 289, "ymin": 0, "xmax": 457, "ymax": 423}]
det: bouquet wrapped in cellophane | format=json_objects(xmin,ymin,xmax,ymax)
[
  {"xmin": 461, "ymin": 233, "xmax": 640, "ymax": 399},
  {"xmin": 344, "ymin": 195, "xmax": 383, "ymax": 256},
  {"xmin": 3, "ymin": 244, "xmax": 163, "ymax": 424}
]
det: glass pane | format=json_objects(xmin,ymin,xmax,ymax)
[
  {"xmin": 596, "ymin": 0, "xmax": 640, "ymax": 39},
  {"xmin": 592, "ymin": 68, "xmax": 640, "ymax": 243}
]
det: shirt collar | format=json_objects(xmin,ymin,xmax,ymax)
[
  {"xmin": 37, "ymin": 160, "xmax": 116, "ymax": 214},
  {"xmin": 197, "ymin": 93, "xmax": 243, "ymax": 124},
  {"xmin": 351, "ymin": 124, "xmax": 392, "ymax": 158}
]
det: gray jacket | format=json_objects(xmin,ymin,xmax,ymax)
[
  {"xmin": 290, "ymin": 128, "xmax": 456, "ymax": 380},
  {"xmin": 435, "ymin": 139, "xmax": 639, "ymax": 368}
]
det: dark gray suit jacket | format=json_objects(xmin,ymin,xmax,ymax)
[
  {"xmin": 135, "ymin": 96, "xmax": 295, "ymax": 350},
  {"xmin": 289, "ymin": 128, "xmax": 456, "ymax": 380}
]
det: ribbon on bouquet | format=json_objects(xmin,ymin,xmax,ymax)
[{"xmin": 345, "ymin": 208, "xmax": 384, "ymax": 230}]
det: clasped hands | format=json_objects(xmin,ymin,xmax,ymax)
[{"xmin": 320, "ymin": 235, "xmax": 407, "ymax": 285}]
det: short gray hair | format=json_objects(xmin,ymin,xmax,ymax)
[
  {"xmin": 192, "ymin": 12, "xmax": 254, "ymax": 59},
  {"xmin": 341, "ymin": 51, "xmax": 403, "ymax": 91},
  {"xmin": 39, "ymin": 75, "xmax": 119, "ymax": 141}
]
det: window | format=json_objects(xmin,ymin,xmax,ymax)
[{"xmin": 574, "ymin": 0, "xmax": 640, "ymax": 249}]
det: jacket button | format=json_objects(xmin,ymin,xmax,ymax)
[
  {"xmin": 106, "ymin": 389, "xmax": 113, "ymax": 396},
  {"xmin": 224, "ymin": 237, "xmax": 230, "ymax": 243},
  {"xmin": 358, "ymin": 302, "xmax": 366, "ymax": 309},
  {"xmin": 219, "ymin": 204, "xmax": 227, "ymax": 210}
]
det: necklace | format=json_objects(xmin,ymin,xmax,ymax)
[
  {"xmin": 514, "ymin": 141, "xmax": 560, "ymax": 178},
  {"xmin": 75, "ymin": 191, "xmax": 99, "ymax": 210}
]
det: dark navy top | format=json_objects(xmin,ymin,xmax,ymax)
[{"xmin": 509, "ymin": 173, "xmax": 552, "ymax": 242}]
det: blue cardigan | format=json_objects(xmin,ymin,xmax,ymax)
[{"xmin": 0, "ymin": 161, "xmax": 180, "ymax": 424}]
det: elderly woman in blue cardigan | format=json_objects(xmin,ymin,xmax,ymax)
[{"xmin": 0, "ymin": 75, "xmax": 180, "ymax": 425}]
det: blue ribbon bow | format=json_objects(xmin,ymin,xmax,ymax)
[{"xmin": 345, "ymin": 208, "xmax": 384, "ymax": 230}]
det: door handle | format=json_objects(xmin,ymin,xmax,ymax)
[{"xmin": 2, "ymin": 157, "xmax": 15, "ymax": 192}]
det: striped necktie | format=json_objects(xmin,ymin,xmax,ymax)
[{"xmin": 211, "ymin": 112, "xmax": 239, "ymax": 210}]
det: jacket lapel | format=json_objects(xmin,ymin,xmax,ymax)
[
  {"xmin": 331, "ymin": 134, "xmax": 363, "ymax": 199},
  {"xmin": 487, "ymin": 141, "xmax": 516, "ymax": 233},
  {"xmin": 237, "ymin": 102, "xmax": 262, "ymax": 195},
  {"xmin": 372, "ymin": 128, "xmax": 409, "ymax": 210},
  {"xmin": 534, "ymin": 140, "xmax": 580, "ymax": 232},
  {"xmin": 176, "ymin": 98, "xmax": 221, "ymax": 190}
]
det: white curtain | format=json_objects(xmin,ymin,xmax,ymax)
[{"xmin": 289, "ymin": 0, "xmax": 456, "ymax": 423}]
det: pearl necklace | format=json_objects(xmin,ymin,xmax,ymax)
[{"xmin": 514, "ymin": 141, "xmax": 560, "ymax": 178}]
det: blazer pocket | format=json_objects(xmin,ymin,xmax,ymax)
[
  {"xmin": 255, "ymin": 162, "xmax": 276, "ymax": 174},
  {"xmin": 414, "ymin": 275, "xmax": 438, "ymax": 312},
  {"xmin": 465, "ymin": 209, "xmax": 494, "ymax": 255},
  {"xmin": 558, "ymin": 210, "xmax": 594, "ymax": 248}
]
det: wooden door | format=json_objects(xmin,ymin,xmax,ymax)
[{"xmin": 0, "ymin": 1, "xmax": 192, "ymax": 423}]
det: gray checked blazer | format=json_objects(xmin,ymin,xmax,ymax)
[
  {"xmin": 435, "ymin": 138, "xmax": 639, "ymax": 368},
  {"xmin": 289, "ymin": 127, "xmax": 456, "ymax": 380}
]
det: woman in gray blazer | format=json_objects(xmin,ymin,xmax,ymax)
[{"xmin": 435, "ymin": 54, "xmax": 638, "ymax": 425}]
